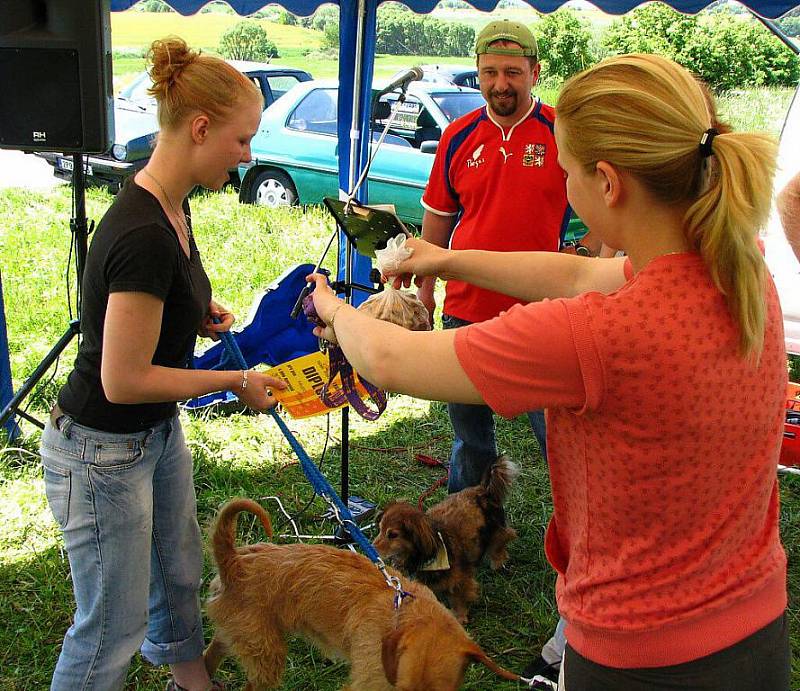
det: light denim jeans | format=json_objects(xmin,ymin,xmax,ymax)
[
  {"xmin": 40, "ymin": 411, "xmax": 205, "ymax": 691},
  {"xmin": 442, "ymin": 313, "xmax": 548, "ymax": 493}
]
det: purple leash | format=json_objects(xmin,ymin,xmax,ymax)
[{"xmin": 302, "ymin": 294, "xmax": 386, "ymax": 421}]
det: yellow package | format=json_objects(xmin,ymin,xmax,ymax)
[{"xmin": 266, "ymin": 351, "xmax": 370, "ymax": 419}]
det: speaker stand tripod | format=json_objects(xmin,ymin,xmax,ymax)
[{"xmin": 0, "ymin": 154, "xmax": 89, "ymax": 432}]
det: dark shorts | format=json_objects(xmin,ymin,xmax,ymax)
[{"xmin": 563, "ymin": 612, "xmax": 790, "ymax": 691}]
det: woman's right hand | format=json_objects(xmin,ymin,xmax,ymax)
[
  {"xmin": 236, "ymin": 370, "xmax": 287, "ymax": 412},
  {"xmin": 385, "ymin": 237, "xmax": 449, "ymax": 289}
]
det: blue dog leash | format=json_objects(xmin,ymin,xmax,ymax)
[{"xmin": 213, "ymin": 323, "xmax": 412, "ymax": 608}]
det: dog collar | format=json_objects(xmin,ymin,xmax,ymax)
[{"xmin": 419, "ymin": 531, "xmax": 451, "ymax": 572}]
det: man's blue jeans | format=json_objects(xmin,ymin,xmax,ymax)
[
  {"xmin": 40, "ymin": 411, "xmax": 205, "ymax": 690},
  {"xmin": 443, "ymin": 314, "xmax": 547, "ymax": 493}
]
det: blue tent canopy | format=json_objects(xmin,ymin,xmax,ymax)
[
  {"xmin": 110, "ymin": 0, "xmax": 800, "ymax": 292},
  {"xmin": 111, "ymin": 0, "xmax": 798, "ymax": 17}
]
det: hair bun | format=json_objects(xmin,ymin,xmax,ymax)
[{"xmin": 147, "ymin": 36, "xmax": 199, "ymax": 100}]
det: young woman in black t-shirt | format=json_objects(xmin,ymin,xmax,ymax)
[{"xmin": 40, "ymin": 37, "xmax": 285, "ymax": 691}]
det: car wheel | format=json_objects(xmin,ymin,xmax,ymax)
[{"xmin": 248, "ymin": 169, "xmax": 298, "ymax": 207}]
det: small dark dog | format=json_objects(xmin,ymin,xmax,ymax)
[
  {"xmin": 373, "ymin": 456, "xmax": 518, "ymax": 623},
  {"xmin": 204, "ymin": 498, "xmax": 521, "ymax": 690}
]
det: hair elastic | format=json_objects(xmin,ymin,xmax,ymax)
[{"xmin": 699, "ymin": 128, "xmax": 719, "ymax": 158}]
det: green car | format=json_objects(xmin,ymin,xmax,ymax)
[
  {"xmin": 239, "ymin": 79, "xmax": 485, "ymax": 227},
  {"xmin": 239, "ymin": 78, "xmax": 586, "ymax": 242}
]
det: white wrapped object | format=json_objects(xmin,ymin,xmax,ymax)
[{"xmin": 374, "ymin": 234, "xmax": 413, "ymax": 275}]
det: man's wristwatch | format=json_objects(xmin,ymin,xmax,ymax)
[{"xmin": 561, "ymin": 240, "xmax": 592, "ymax": 257}]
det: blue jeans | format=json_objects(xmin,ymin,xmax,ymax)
[
  {"xmin": 443, "ymin": 314, "xmax": 547, "ymax": 493},
  {"xmin": 40, "ymin": 411, "xmax": 205, "ymax": 691}
]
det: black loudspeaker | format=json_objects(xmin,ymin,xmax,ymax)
[{"xmin": 0, "ymin": 0, "xmax": 114, "ymax": 153}]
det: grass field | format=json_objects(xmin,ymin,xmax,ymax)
[
  {"xmin": 105, "ymin": 5, "xmax": 621, "ymax": 86},
  {"xmin": 108, "ymin": 10, "xmax": 477, "ymax": 84},
  {"xmin": 1, "ymin": 11, "xmax": 799, "ymax": 686},
  {"xmin": 111, "ymin": 12, "xmax": 323, "ymax": 53},
  {"xmin": 2, "ymin": 125, "xmax": 799, "ymax": 688}
]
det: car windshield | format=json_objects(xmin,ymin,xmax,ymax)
[
  {"xmin": 431, "ymin": 92, "xmax": 486, "ymax": 122},
  {"xmin": 420, "ymin": 73, "xmax": 456, "ymax": 85},
  {"xmin": 119, "ymin": 72, "xmax": 156, "ymax": 107}
]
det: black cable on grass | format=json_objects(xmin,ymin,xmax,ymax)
[
  {"xmin": 19, "ymin": 187, "xmax": 79, "ymax": 422},
  {"xmin": 26, "ymin": 181, "xmax": 87, "ymax": 418},
  {"xmin": 67, "ymin": 182, "xmax": 76, "ymax": 322},
  {"xmin": 20, "ymin": 354, "xmax": 61, "ymax": 420}
]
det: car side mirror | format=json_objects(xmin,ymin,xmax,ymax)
[
  {"xmin": 420, "ymin": 140, "xmax": 438, "ymax": 154},
  {"xmin": 372, "ymin": 100, "xmax": 392, "ymax": 120}
]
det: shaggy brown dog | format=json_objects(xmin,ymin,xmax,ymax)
[
  {"xmin": 373, "ymin": 456, "xmax": 518, "ymax": 623},
  {"xmin": 204, "ymin": 498, "xmax": 521, "ymax": 691}
]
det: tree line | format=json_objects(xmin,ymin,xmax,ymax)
[{"xmin": 139, "ymin": 0, "xmax": 799, "ymax": 90}]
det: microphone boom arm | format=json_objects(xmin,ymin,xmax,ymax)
[
  {"xmin": 289, "ymin": 68, "xmax": 422, "ymax": 318},
  {"xmin": 344, "ymin": 83, "xmax": 415, "ymax": 211}
]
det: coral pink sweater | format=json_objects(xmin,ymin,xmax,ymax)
[{"xmin": 455, "ymin": 253, "xmax": 787, "ymax": 668}]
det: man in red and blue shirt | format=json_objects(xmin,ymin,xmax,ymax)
[
  {"xmin": 417, "ymin": 20, "xmax": 570, "ymax": 682},
  {"xmin": 419, "ymin": 20, "xmax": 569, "ymax": 488}
]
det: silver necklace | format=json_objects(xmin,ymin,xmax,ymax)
[{"xmin": 142, "ymin": 167, "xmax": 193, "ymax": 245}]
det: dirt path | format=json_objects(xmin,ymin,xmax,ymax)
[{"xmin": 0, "ymin": 149, "xmax": 63, "ymax": 191}]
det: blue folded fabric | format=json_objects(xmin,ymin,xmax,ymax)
[{"xmin": 185, "ymin": 263, "xmax": 319, "ymax": 410}]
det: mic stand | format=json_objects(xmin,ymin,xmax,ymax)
[
  {"xmin": 288, "ymin": 88, "xmax": 409, "ymax": 317},
  {"xmin": 0, "ymin": 154, "xmax": 90, "ymax": 433},
  {"xmin": 301, "ymin": 88, "xmax": 412, "ymax": 542}
]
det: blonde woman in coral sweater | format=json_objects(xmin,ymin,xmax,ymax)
[{"xmin": 308, "ymin": 54, "xmax": 789, "ymax": 690}]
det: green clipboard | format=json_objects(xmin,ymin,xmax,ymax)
[{"xmin": 323, "ymin": 197, "xmax": 410, "ymax": 258}]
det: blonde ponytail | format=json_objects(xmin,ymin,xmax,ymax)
[
  {"xmin": 557, "ymin": 54, "xmax": 777, "ymax": 357},
  {"xmin": 684, "ymin": 132, "xmax": 776, "ymax": 356}
]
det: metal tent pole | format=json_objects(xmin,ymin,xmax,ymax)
[{"xmin": 339, "ymin": 0, "xmax": 369, "ymax": 506}]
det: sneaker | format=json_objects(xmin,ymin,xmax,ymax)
[
  {"xmin": 165, "ymin": 680, "xmax": 225, "ymax": 691},
  {"xmin": 522, "ymin": 654, "xmax": 560, "ymax": 682}
]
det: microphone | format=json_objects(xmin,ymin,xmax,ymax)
[{"xmin": 376, "ymin": 66, "xmax": 424, "ymax": 96}]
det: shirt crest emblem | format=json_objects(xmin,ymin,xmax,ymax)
[{"xmin": 523, "ymin": 143, "xmax": 546, "ymax": 167}]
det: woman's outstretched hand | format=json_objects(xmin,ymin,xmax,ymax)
[
  {"xmin": 383, "ymin": 237, "xmax": 449, "ymax": 289},
  {"xmin": 307, "ymin": 273, "xmax": 347, "ymax": 343}
]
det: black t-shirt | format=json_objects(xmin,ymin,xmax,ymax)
[{"xmin": 58, "ymin": 178, "xmax": 212, "ymax": 432}]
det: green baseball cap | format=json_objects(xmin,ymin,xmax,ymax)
[{"xmin": 475, "ymin": 19, "xmax": 538, "ymax": 59}]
